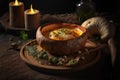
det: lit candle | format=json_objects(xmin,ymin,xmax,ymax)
[
  {"xmin": 9, "ymin": 0, "xmax": 24, "ymax": 28},
  {"xmin": 24, "ymin": 4, "xmax": 41, "ymax": 30}
]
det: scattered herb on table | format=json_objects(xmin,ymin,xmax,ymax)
[
  {"xmin": 11, "ymin": 40, "xmax": 22, "ymax": 50},
  {"xmin": 20, "ymin": 31, "xmax": 28, "ymax": 40}
]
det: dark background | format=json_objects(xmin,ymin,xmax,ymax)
[
  {"xmin": 0, "ymin": 0, "xmax": 119, "ymax": 16},
  {"xmin": 0, "ymin": 0, "xmax": 120, "ymax": 80}
]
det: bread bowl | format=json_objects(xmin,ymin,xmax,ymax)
[{"xmin": 36, "ymin": 23, "xmax": 87, "ymax": 56}]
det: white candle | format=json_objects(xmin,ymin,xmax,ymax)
[
  {"xmin": 9, "ymin": 0, "xmax": 24, "ymax": 28},
  {"xmin": 24, "ymin": 4, "xmax": 41, "ymax": 30}
]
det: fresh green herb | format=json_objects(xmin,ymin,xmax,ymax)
[
  {"xmin": 20, "ymin": 31, "xmax": 28, "ymax": 40},
  {"xmin": 26, "ymin": 46, "xmax": 48, "ymax": 60},
  {"xmin": 60, "ymin": 28, "xmax": 66, "ymax": 33},
  {"xmin": 66, "ymin": 59, "xmax": 78, "ymax": 66},
  {"xmin": 25, "ymin": 45, "xmax": 80, "ymax": 66},
  {"xmin": 57, "ymin": 60, "xmax": 63, "ymax": 66},
  {"xmin": 49, "ymin": 57, "xmax": 58, "ymax": 64},
  {"xmin": 37, "ymin": 50, "xmax": 48, "ymax": 59},
  {"xmin": 25, "ymin": 45, "xmax": 37, "ymax": 57}
]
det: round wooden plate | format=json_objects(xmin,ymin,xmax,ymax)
[{"xmin": 20, "ymin": 39, "xmax": 102, "ymax": 73}]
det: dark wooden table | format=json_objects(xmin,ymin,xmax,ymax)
[
  {"xmin": 0, "ymin": 13, "xmax": 120, "ymax": 80},
  {"xmin": 0, "ymin": 34, "xmax": 113, "ymax": 80}
]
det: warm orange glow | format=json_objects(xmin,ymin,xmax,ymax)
[
  {"xmin": 29, "ymin": 4, "xmax": 35, "ymax": 14},
  {"xmin": 14, "ymin": 0, "xmax": 19, "ymax": 6},
  {"xmin": 49, "ymin": 28, "xmax": 83, "ymax": 40}
]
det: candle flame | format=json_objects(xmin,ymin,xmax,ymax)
[
  {"xmin": 14, "ymin": 0, "xmax": 19, "ymax": 6},
  {"xmin": 29, "ymin": 4, "xmax": 35, "ymax": 14}
]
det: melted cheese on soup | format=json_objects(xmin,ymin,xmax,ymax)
[{"xmin": 49, "ymin": 28, "xmax": 83, "ymax": 40}]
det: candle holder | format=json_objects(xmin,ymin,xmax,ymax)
[
  {"xmin": 9, "ymin": 1, "xmax": 24, "ymax": 28},
  {"xmin": 24, "ymin": 8, "xmax": 40, "ymax": 30}
]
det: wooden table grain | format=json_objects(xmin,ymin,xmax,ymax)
[
  {"xmin": 0, "ymin": 34, "xmax": 113, "ymax": 80},
  {"xmin": 0, "ymin": 13, "xmax": 120, "ymax": 80}
]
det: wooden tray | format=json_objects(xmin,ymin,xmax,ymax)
[
  {"xmin": 0, "ymin": 13, "xmax": 79, "ymax": 31},
  {"xmin": 20, "ymin": 39, "xmax": 106, "ymax": 73},
  {"xmin": 0, "ymin": 13, "xmax": 26, "ymax": 30}
]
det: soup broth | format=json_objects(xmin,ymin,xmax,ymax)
[{"xmin": 49, "ymin": 28, "xmax": 83, "ymax": 40}]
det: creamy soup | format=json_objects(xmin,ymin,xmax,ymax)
[{"xmin": 49, "ymin": 28, "xmax": 83, "ymax": 40}]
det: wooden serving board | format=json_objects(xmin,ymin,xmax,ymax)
[
  {"xmin": 0, "ymin": 13, "xmax": 79, "ymax": 31},
  {"xmin": 20, "ymin": 39, "xmax": 107, "ymax": 73},
  {"xmin": 0, "ymin": 13, "xmax": 26, "ymax": 31}
]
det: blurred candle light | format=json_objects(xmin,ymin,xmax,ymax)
[
  {"xmin": 14, "ymin": 0, "xmax": 19, "ymax": 6},
  {"xmin": 9, "ymin": 0, "xmax": 24, "ymax": 28},
  {"xmin": 24, "ymin": 4, "xmax": 41, "ymax": 30},
  {"xmin": 29, "ymin": 4, "xmax": 35, "ymax": 14}
]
